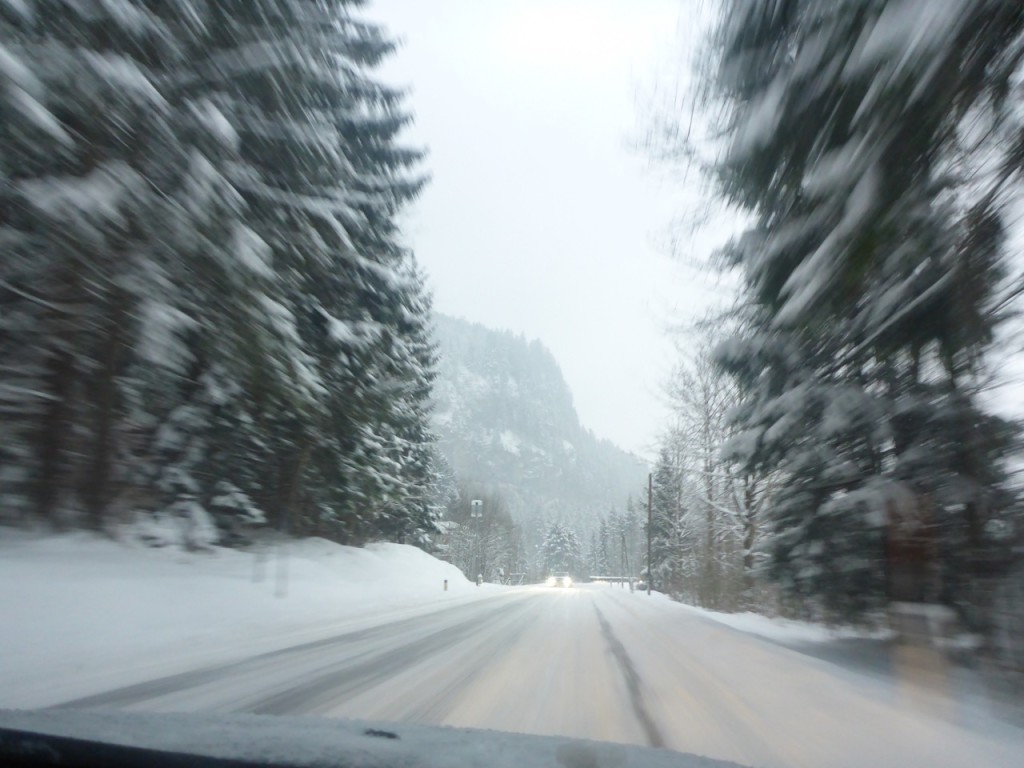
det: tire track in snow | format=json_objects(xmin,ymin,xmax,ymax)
[
  {"xmin": 245, "ymin": 596, "xmax": 537, "ymax": 716},
  {"xmin": 52, "ymin": 594, "xmax": 533, "ymax": 712},
  {"xmin": 593, "ymin": 602, "xmax": 666, "ymax": 749}
]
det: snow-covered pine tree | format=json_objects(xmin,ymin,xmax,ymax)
[
  {"xmin": 0, "ymin": 0, "xmax": 196, "ymax": 528},
  {"xmin": 367, "ymin": 259, "xmax": 440, "ymax": 545},
  {"xmin": 647, "ymin": 448, "xmax": 679, "ymax": 593},
  {"xmin": 596, "ymin": 516, "xmax": 611, "ymax": 575},
  {"xmin": 121, "ymin": 2, "xmax": 304, "ymax": 541},
  {"xmin": 1, "ymin": 1, "xmax": 437, "ymax": 547},
  {"xmin": 541, "ymin": 521, "xmax": 583, "ymax": 575},
  {"xmin": 708, "ymin": 0, "xmax": 1024, "ymax": 623},
  {"xmin": 139, "ymin": 1, "xmax": 429, "ymax": 542},
  {"xmin": 0, "ymin": 0, "xmax": 52, "ymax": 521},
  {"xmin": 425, "ymin": 448, "xmax": 459, "ymax": 517}
]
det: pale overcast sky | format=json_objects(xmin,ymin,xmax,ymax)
[{"xmin": 370, "ymin": 0, "xmax": 729, "ymax": 456}]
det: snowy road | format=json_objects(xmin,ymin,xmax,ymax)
[{"xmin": 53, "ymin": 584, "xmax": 1023, "ymax": 768}]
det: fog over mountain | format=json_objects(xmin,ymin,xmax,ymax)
[{"xmin": 431, "ymin": 315, "xmax": 649, "ymax": 533}]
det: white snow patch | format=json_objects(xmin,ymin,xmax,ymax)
[
  {"xmin": 20, "ymin": 161, "xmax": 144, "ymax": 224},
  {"xmin": 617, "ymin": 586, "xmax": 890, "ymax": 644},
  {"xmin": 327, "ymin": 317, "xmax": 382, "ymax": 348},
  {"xmin": 192, "ymin": 99, "xmax": 239, "ymax": 150},
  {"xmin": 0, "ymin": 41, "xmax": 40, "ymax": 94},
  {"xmin": 846, "ymin": 0, "xmax": 965, "ymax": 85},
  {"xmin": 83, "ymin": 51, "xmax": 165, "ymax": 108},
  {"xmin": 0, "ymin": 0, "xmax": 32, "ymax": 21},
  {"xmin": 6, "ymin": 86, "xmax": 72, "ymax": 144},
  {"xmin": 677, "ymin": 603, "xmax": 892, "ymax": 644},
  {"xmin": 231, "ymin": 223, "xmax": 272, "ymax": 277},
  {"xmin": 498, "ymin": 430, "xmax": 521, "ymax": 455},
  {"xmin": 136, "ymin": 298, "xmax": 198, "ymax": 373},
  {"xmin": 0, "ymin": 530, "xmax": 503, "ymax": 708}
]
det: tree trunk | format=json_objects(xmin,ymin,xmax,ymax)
[
  {"xmin": 279, "ymin": 439, "xmax": 312, "ymax": 536},
  {"xmin": 83, "ymin": 302, "xmax": 126, "ymax": 530},
  {"xmin": 742, "ymin": 479, "xmax": 757, "ymax": 602},
  {"xmin": 36, "ymin": 347, "xmax": 75, "ymax": 526}
]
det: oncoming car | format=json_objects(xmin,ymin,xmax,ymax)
[{"xmin": 546, "ymin": 572, "xmax": 573, "ymax": 587}]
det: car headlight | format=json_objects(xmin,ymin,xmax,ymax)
[
  {"xmin": 546, "ymin": 577, "xmax": 556, "ymax": 587},
  {"xmin": 565, "ymin": 577, "xmax": 572, "ymax": 587}
]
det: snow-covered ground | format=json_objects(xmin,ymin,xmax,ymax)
[
  {"xmin": 674, "ymin": 599, "xmax": 892, "ymax": 644},
  {"xmin": 4, "ymin": 532, "xmax": 1024, "ymax": 768},
  {"xmin": 0, "ymin": 529, "xmax": 503, "ymax": 708},
  {"xmin": 596, "ymin": 587, "xmax": 1024, "ymax": 767}
]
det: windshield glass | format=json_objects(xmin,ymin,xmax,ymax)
[{"xmin": 2, "ymin": 2, "xmax": 1024, "ymax": 767}]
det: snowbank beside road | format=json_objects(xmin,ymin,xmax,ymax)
[
  {"xmin": 0, "ymin": 529, "xmax": 501, "ymax": 708},
  {"xmin": 611, "ymin": 585, "xmax": 889, "ymax": 644},
  {"xmin": 676, "ymin": 602, "xmax": 892, "ymax": 644}
]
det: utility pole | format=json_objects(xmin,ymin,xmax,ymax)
[
  {"xmin": 620, "ymin": 532, "xmax": 626, "ymax": 589},
  {"xmin": 471, "ymin": 499, "xmax": 483, "ymax": 580},
  {"xmin": 647, "ymin": 471, "xmax": 653, "ymax": 596},
  {"xmin": 621, "ymin": 532, "xmax": 631, "ymax": 591}
]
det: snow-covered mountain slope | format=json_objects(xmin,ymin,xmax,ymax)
[{"xmin": 431, "ymin": 315, "xmax": 648, "ymax": 527}]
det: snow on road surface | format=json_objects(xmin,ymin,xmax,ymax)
[{"xmin": 3, "ymin": 532, "xmax": 1024, "ymax": 768}]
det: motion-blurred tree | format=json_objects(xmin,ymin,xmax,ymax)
[
  {"xmin": 706, "ymin": 0, "xmax": 1024, "ymax": 625},
  {"xmin": 0, "ymin": 0, "xmax": 199, "ymax": 528},
  {"xmin": 0, "ymin": 0, "xmax": 438, "ymax": 547}
]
